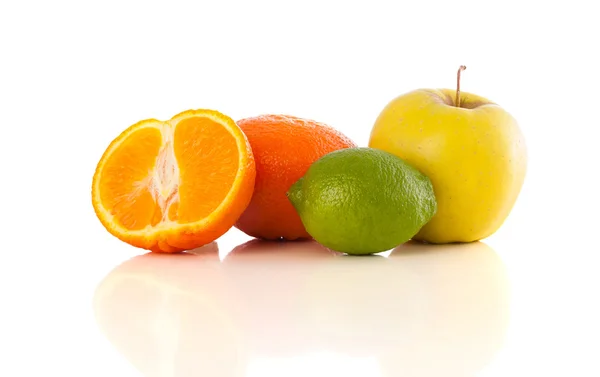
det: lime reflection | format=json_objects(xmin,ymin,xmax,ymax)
[{"xmin": 94, "ymin": 240, "xmax": 510, "ymax": 377}]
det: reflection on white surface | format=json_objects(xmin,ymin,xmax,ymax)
[{"xmin": 93, "ymin": 240, "xmax": 510, "ymax": 377}]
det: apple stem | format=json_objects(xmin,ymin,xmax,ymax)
[{"xmin": 455, "ymin": 65, "xmax": 467, "ymax": 107}]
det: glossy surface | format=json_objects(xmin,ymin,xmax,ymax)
[
  {"xmin": 95, "ymin": 239, "xmax": 510, "ymax": 376},
  {"xmin": 5, "ymin": 228, "xmax": 597, "ymax": 377}
]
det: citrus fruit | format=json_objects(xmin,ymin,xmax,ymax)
[
  {"xmin": 234, "ymin": 114, "xmax": 356, "ymax": 240},
  {"xmin": 91, "ymin": 109, "xmax": 256, "ymax": 252},
  {"xmin": 287, "ymin": 147, "xmax": 437, "ymax": 255}
]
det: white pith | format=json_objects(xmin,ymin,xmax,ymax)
[{"xmin": 145, "ymin": 122, "xmax": 180, "ymax": 225}]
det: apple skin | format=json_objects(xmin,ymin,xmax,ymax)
[{"xmin": 369, "ymin": 88, "xmax": 527, "ymax": 243}]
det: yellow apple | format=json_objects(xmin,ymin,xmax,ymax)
[{"xmin": 369, "ymin": 66, "xmax": 527, "ymax": 243}]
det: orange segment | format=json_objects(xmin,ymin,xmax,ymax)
[
  {"xmin": 92, "ymin": 109, "xmax": 256, "ymax": 253},
  {"xmin": 174, "ymin": 116, "xmax": 239, "ymax": 223},
  {"xmin": 98, "ymin": 124, "xmax": 163, "ymax": 230}
]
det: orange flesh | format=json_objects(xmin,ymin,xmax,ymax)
[
  {"xmin": 99, "ymin": 127, "xmax": 163, "ymax": 230},
  {"xmin": 175, "ymin": 117, "xmax": 239, "ymax": 223},
  {"xmin": 98, "ymin": 117, "xmax": 239, "ymax": 231}
]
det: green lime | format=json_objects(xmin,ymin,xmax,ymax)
[{"xmin": 287, "ymin": 147, "xmax": 437, "ymax": 255}]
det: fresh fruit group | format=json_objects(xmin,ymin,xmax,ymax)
[
  {"xmin": 369, "ymin": 66, "xmax": 527, "ymax": 243},
  {"xmin": 287, "ymin": 147, "xmax": 437, "ymax": 255},
  {"xmin": 91, "ymin": 109, "xmax": 256, "ymax": 252},
  {"xmin": 234, "ymin": 114, "xmax": 356, "ymax": 240}
]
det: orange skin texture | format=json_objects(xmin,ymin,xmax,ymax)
[{"xmin": 235, "ymin": 115, "xmax": 356, "ymax": 240}]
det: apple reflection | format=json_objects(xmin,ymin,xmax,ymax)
[
  {"xmin": 94, "ymin": 240, "xmax": 509, "ymax": 377},
  {"xmin": 299, "ymin": 241, "xmax": 510, "ymax": 376}
]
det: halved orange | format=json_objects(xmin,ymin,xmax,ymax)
[{"xmin": 92, "ymin": 109, "xmax": 256, "ymax": 253}]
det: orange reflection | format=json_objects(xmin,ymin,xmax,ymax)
[
  {"xmin": 221, "ymin": 239, "xmax": 342, "ymax": 357},
  {"xmin": 94, "ymin": 240, "xmax": 509, "ymax": 377},
  {"xmin": 93, "ymin": 242, "xmax": 247, "ymax": 377}
]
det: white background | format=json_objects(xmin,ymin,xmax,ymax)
[{"xmin": 1, "ymin": 0, "xmax": 599, "ymax": 376}]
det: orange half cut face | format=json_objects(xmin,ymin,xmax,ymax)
[{"xmin": 92, "ymin": 109, "xmax": 256, "ymax": 252}]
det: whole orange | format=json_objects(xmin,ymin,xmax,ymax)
[{"xmin": 235, "ymin": 115, "xmax": 356, "ymax": 240}]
